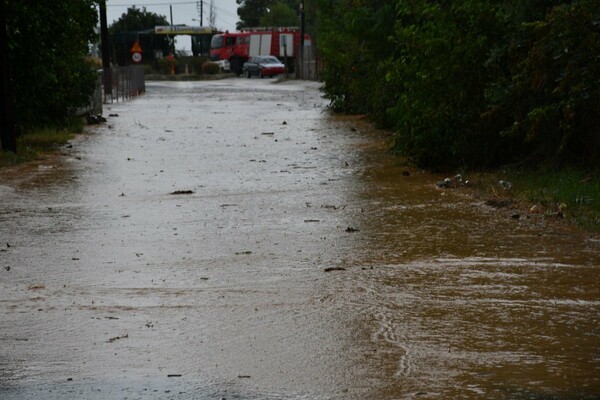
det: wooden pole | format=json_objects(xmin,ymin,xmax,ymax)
[
  {"xmin": 99, "ymin": 0, "xmax": 112, "ymax": 100},
  {"xmin": 299, "ymin": 0, "xmax": 305, "ymax": 80}
]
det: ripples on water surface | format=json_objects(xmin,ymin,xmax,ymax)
[{"xmin": 0, "ymin": 80, "xmax": 598, "ymax": 399}]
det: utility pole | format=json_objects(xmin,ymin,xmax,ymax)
[
  {"xmin": 197, "ymin": 1, "xmax": 203, "ymax": 26},
  {"xmin": 299, "ymin": 0, "xmax": 305, "ymax": 79},
  {"xmin": 99, "ymin": 0, "xmax": 112, "ymax": 101},
  {"xmin": 0, "ymin": 0, "xmax": 17, "ymax": 152},
  {"xmin": 170, "ymin": 5, "xmax": 174, "ymax": 54},
  {"xmin": 195, "ymin": 1, "xmax": 205, "ymax": 55}
]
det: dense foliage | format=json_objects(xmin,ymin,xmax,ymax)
[
  {"xmin": 259, "ymin": 2, "xmax": 299, "ymax": 27},
  {"xmin": 317, "ymin": 0, "xmax": 600, "ymax": 169},
  {"xmin": 4, "ymin": 0, "xmax": 98, "ymax": 130},
  {"xmin": 236, "ymin": 0, "xmax": 300, "ymax": 29},
  {"xmin": 109, "ymin": 6, "xmax": 173, "ymax": 65}
]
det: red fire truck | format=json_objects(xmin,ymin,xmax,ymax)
[{"xmin": 209, "ymin": 27, "xmax": 310, "ymax": 75}]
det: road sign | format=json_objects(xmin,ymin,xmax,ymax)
[{"xmin": 130, "ymin": 40, "xmax": 143, "ymax": 63}]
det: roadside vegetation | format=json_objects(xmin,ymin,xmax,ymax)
[
  {"xmin": 508, "ymin": 169, "xmax": 600, "ymax": 231},
  {"xmin": 465, "ymin": 167, "xmax": 600, "ymax": 232},
  {"xmin": 316, "ymin": 0, "xmax": 600, "ymax": 231},
  {"xmin": 0, "ymin": 122, "xmax": 83, "ymax": 169},
  {"xmin": 1, "ymin": 1, "xmax": 98, "ymax": 154}
]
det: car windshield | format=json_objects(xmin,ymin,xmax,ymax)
[{"xmin": 261, "ymin": 57, "xmax": 280, "ymax": 64}]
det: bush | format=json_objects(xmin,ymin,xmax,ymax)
[
  {"xmin": 142, "ymin": 63, "xmax": 154, "ymax": 75},
  {"xmin": 317, "ymin": 0, "xmax": 600, "ymax": 170},
  {"xmin": 176, "ymin": 56, "xmax": 209, "ymax": 75},
  {"xmin": 201, "ymin": 61, "xmax": 220, "ymax": 75},
  {"xmin": 500, "ymin": 0, "xmax": 600, "ymax": 168},
  {"xmin": 6, "ymin": 1, "xmax": 99, "ymax": 129},
  {"xmin": 157, "ymin": 57, "xmax": 178, "ymax": 75}
]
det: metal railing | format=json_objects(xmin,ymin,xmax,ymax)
[{"xmin": 102, "ymin": 65, "xmax": 145, "ymax": 103}]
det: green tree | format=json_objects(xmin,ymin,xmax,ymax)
[
  {"xmin": 109, "ymin": 6, "xmax": 173, "ymax": 65},
  {"xmin": 237, "ymin": 0, "xmax": 270, "ymax": 29},
  {"xmin": 317, "ymin": 0, "xmax": 396, "ymax": 120},
  {"xmin": 317, "ymin": 0, "xmax": 599, "ymax": 169},
  {"xmin": 4, "ymin": 0, "xmax": 98, "ymax": 130},
  {"xmin": 260, "ymin": 2, "xmax": 299, "ymax": 27},
  {"xmin": 0, "ymin": 0, "xmax": 17, "ymax": 152},
  {"xmin": 237, "ymin": 0, "xmax": 301, "ymax": 29},
  {"xmin": 387, "ymin": 0, "xmax": 507, "ymax": 168},
  {"xmin": 499, "ymin": 0, "xmax": 600, "ymax": 167}
]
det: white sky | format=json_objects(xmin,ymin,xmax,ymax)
[{"xmin": 105, "ymin": 0, "xmax": 240, "ymax": 51}]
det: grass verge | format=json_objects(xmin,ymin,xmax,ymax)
[
  {"xmin": 470, "ymin": 167, "xmax": 600, "ymax": 233},
  {"xmin": 0, "ymin": 127, "xmax": 79, "ymax": 169}
]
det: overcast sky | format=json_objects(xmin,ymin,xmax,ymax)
[{"xmin": 105, "ymin": 0, "xmax": 240, "ymax": 51}]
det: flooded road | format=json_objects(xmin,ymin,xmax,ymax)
[{"xmin": 1, "ymin": 79, "xmax": 599, "ymax": 399}]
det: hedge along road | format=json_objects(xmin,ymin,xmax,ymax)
[{"xmin": 1, "ymin": 78, "xmax": 599, "ymax": 400}]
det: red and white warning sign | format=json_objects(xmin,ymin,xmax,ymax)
[{"xmin": 130, "ymin": 40, "xmax": 143, "ymax": 63}]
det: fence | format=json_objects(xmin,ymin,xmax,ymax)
[
  {"xmin": 296, "ymin": 44, "xmax": 320, "ymax": 81},
  {"xmin": 102, "ymin": 65, "xmax": 145, "ymax": 103},
  {"xmin": 77, "ymin": 71, "xmax": 103, "ymax": 116}
]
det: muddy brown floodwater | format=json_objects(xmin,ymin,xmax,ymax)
[{"xmin": 1, "ymin": 79, "xmax": 599, "ymax": 400}]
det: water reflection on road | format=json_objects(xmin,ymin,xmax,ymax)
[{"xmin": 1, "ymin": 79, "xmax": 599, "ymax": 399}]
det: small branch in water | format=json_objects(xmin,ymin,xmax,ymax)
[{"xmin": 171, "ymin": 190, "xmax": 194, "ymax": 195}]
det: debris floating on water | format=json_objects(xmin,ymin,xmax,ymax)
[
  {"xmin": 324, "ymin": 267, "xmax": 346, "ymax": 272},
  {"xmin": 107, "ymin": 333, "xmax": 128, "ymax": 343},
  {"xmin": 171, "ymin": 190, "xmax": 194, "ymax": 195},
  {"xmin": 436, "ymin": 174, "xmax": 465, "ymax": 189}
]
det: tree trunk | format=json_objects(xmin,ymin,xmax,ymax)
[{"xmin": 0, "ymin": 0, "xmax": 17, "ymax": 153}]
